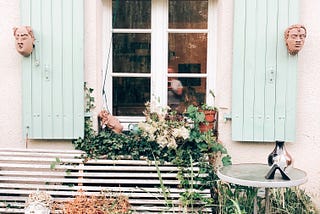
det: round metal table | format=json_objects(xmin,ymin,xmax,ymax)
[{"xmin": 217, "ymin": 163, "xmax": 307, "ymax": 213}]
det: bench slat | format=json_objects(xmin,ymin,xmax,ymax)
[
  {"xmin": 0, "ymin": 163, "xmax": 189, "ymax": 171},
  {"xmin": 0, "ymin": 170, "xmax": 178, "ymax": 178}
]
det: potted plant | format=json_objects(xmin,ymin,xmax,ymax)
[
  {"xmin": 198, "ymin": 106, "xmax": 217, "ymax": 133},
  {"xmin": 198, "ymin": 90, "xmax": 218, "ymax": 132},
  {"xmin": 186, "ymin": 104, "xmax": 217, "ymax": 133},
  {"xmin": 199, "ymin": 104, "xmax": 217, "ymax": 123}
]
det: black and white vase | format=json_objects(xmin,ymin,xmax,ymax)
[{"xmin": 267, "ymin": 141, "xmax": 293, "ymax": 171}]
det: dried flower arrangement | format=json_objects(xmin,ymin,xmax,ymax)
[
  {"xmin": 52, "ymin": 190, "xmax": 130, "ymax": 214},
  {"xmin": 25, "ymin": 190, "xmax": 53, "ymax": 214},
  {"xmin": 138, "ymin": 101, "xmax": 190, "ymax": 149}
]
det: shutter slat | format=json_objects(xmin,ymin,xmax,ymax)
[
  {"xmin": 42, "ymin": 0, "xmax": 53, "ymax": 138},
  {"xmin": 242, "ymin": 0, "xmax": 257, "ymax": 141},
  {"xmin": 21, "ymin": 0, "xmax": 32, "ymax": 138},
  {"xmin": 52, "ymin": 0, "xmax": 64, "ymax": 138},
  {"xmin": 231, "ymin": 0, "xmax": 246, "ymax": 141},
  {"xmin": 274, "ymin": 0, "xmax": 290, "ymax": 140},
  {"xmin": 31, "ymin": 0, "xmax": 43, "ymax": 138},
  {"xmin": 253, "ymin": 0, "xmax": 267, "ymax": 141},
  {"xmin": 62, "ymin": 0, "xmax": 75, "ymax": 138},
  {"xmin": 264, "ymin": 0, "xmax": 278, "ymax": 141}
]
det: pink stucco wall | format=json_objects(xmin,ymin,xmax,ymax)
[
  {"xmin": 0, "ymin": 0, "xmax": 24, "ymax": 148},
  {"xmin": 0, "ymin": 0, "xmax": 319, "ymax": 208}
]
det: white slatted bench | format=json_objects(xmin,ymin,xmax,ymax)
[{"xmin": 0, "ymin": 149, "xmax": 212, "ymax": 213}]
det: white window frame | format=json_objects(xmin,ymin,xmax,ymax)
[{"xmin": 102, "ymin": 0, "xmax": 217, "ymax": 128}]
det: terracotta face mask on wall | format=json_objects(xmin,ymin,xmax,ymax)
[
  {"xmin": 284, "ymin": 24, "xmax": 307, "ymax": 55},
  {"xmin": 13, "ymin": 26, "xmax": 35, "ymax": 57}
]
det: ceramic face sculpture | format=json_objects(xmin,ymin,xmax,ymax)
[
  {"xmin": 98, "ymin": 109, "xmax": 123, "ymax": 133},
  {"xmin": 13, "ymin": 26, "xmax": 35, "ymax": 56},
  {"xmin": 284, "ymin": 24, "xmax": 306, "ymax": 55}
]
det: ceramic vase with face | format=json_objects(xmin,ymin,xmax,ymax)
[
  {"xmin": 284, "ymin": 24, "xmax": 306, "ymax": 55},
  {"xmin": 13, "ymin": 26, "xmax": 35, "ymax": 57},
  {"xmin": 267, "ymin": 141, "xmax": 293, "ymax": 171}
]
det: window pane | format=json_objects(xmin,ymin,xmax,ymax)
[
  {"xmin": 168, "ymin": 32, "xmax": 207, "ymax": 112},
  {"xmin": 168, "ymin": 33, "xmax": 207, "ymax": 74},
  {"xmin": 113, "ymin": 33, "xmax": 151, "ymax": 73},
  {"xmin": 113, "ymin": 77, "xmax": 150, "ymax": 116},
  {"xmin": 169, "ymin": 0, "xmax": 208, "ymax": 29},
  {"xmin": 113, "ymin": 0, "xmax": 151, "ymax": 29},
  {"xmin": 168, "ymin": 76, "xmax": 206, "ymax": 113}
]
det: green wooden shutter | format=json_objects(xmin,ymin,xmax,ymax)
[
  {"xmin": 21, "ymin": 0, "xmax": 84, "ymax": 139},
  {"xmin": 232, "ymin": 0, "xmax": 299, "ymax": 142}
]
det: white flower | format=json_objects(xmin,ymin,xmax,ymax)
[
  {"xmin": 139, "ymin": 101, "xmax": 190, "ymax": 149},
  {"xmin": 157, "ymin": 135, "xmax": 168, "ymax": 148},
  {"xmin": 149, "ymin": 99, "xmax": 169, "ymax": 119},
  {"xmin": 167, "ymin": 138, "xmax": 177, "ymax": 149},
  {"xmin": 172, "ymin": 127, "xmax": 190, "ymax": 140},
  {"xmin": 138, "ymin": 122, "xmax": 157, "ymax": 141}
]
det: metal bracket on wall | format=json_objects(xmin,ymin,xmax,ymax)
[{"xmin": 223, "ymin": 113, "xmax": 232, "ymax": 122}]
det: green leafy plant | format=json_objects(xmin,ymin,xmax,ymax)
[
  {"xmin": 73, "ymin": 87, "xmax": 317, "ymax": 214},
  {"xmin": 187, "ymin": 104, "xmax": 206, "ymax": 125},
  {"xmin": 268, "ymin": 187, "xmax": 317, "ymax": 214},
  {"xmin": 84, "ymin": 82, "xmax": 95, "ymax": 113},
  {"xmin": 199, "ymin": 89, "xmax": 217, "ymax": 111},
  {"xmin": 50, "ymin": 157, "xmax": 61, "ymax": 170},
  {"xmin": 216, "ymin": 182, "xmax": 318, "ymax": 214},
  {"xmin": 217, "ymin": 182, "xmax": 258, "ymax": 213},
  {"xmin": 200, "ymin": 104, "xmax": 217, "ymax": 111},
  {"xmin": 73, "ymin": 89, "xmax": 232, "ymax": 213},
  {"xmin": 152, "ymin": 153, "xmax": 175, "ymax": 212}
]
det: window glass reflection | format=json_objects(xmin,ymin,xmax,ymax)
[
  {"xmin": 113, "ymin": 77, "xmax": 150, "ymax": 116},
  {"xmin": 168, "ymin": 76, "xmax": 206, "ymax": 113},
  {"xmin": 113, "ymin": 33, "xmax": 151, "ymax": 73},
  {"xmin": 113, "ymin": 0, "xmax": 151, "ymax": 29},
  {"xmin": 169, "ymin": 0, "xmax": 208, "ymax": 29},
  {"xmin": 168, "ymin": 33, "xmax": 207, "ymax": 71},
  {"xmin": 168, "ymin": 32, "xmax": 207, "ymax": 112}
]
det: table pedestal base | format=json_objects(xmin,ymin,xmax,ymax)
[{"xmin": 253, "ymin": 188, "xmax": 270, "ymax": 214}]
